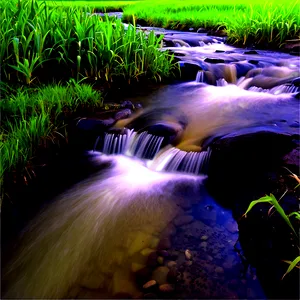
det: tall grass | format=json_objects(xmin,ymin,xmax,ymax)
[
  {"xmin": 0, "ymin": 82, "xmax": 102, "ymax": 185},
  {"xmin": 0, "ymin": 0, "xmax": 176, "ymax": 86},
  {"xmin": 123, "ymin": 0, "xmax": 300, "ymax": 48}
]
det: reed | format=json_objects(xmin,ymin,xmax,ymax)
[{"xmin": 0, "ymin": 0, "xmax": 176, "ymax": 86}]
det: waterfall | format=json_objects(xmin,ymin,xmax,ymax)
[
  {"xmin": 94, "ymin": 129, "xmax": 165, "ymax": 160},
  {"xmin": 148, "ymin": 146, "xmax": 211, "ymax": 175},
  {"xmin": 248, "ymin": 84, "xmax": 299, "ymax": 94},
  {"xmin": 195, "ymin": 70, "xmax": 205, "ymax": 82}
]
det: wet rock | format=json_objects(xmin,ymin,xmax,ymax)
[
  {"xmin": 128, "ymin": 231, "xmax": 154, "ymax": 255},
  {"xmin": 143, "ymin": 280, "xmax": 157, "ymax": 289},
  {"xmin": 204, "ymin": 58, "xmax": 225, "ymax": 64},
  {"xmin": 244, "ymin": 50, "xmax": 259, "ymax": 55},
  {"xmin": 173, "ymin": 215, "xmax": 194, "ymax": 226},
  {"xmin": 140, "ymin": 248, "xmax": 156, "ymax": 257},
  {"xmin": 114, "ymin": 109, "xmax": 132, "ymax": 121},
  {"xmin": 76, "ymin": 117, "xmax": 115, "ymax": 132},
  {"xmin": 179, "ymin": 61, "xmax": 202, "ymax": 81},
  {"xmin": 167, "ymin": 261, "xmax": 177, "ymax": 268},
  {"xmin": 185, "ymin": 249, "xmax": 192, "ymax": 260},
  {"xmin": 152, "ymin": 266, "xmax": 170, "ymax": 285},
  {"xmin": 159, "ymin": 283, "xmax": 175, "ymax": 293},
  {"xmin": 289, "ymin": 121, "xmax": 299, "ymax": 128},
  {"xmin": 157, "ymin": 256, "xmax": 164, "ymax": 264},
  {"xmin": 121, "ymin": 100, "xmax": 134, "ymax": 110},
  {"xmin": 197, "ymin": 28, "xmax": 207, "ymax": 33},
  {"xmin": 215, "ymin": 50, "xmax": 225, "ymax": 53}
]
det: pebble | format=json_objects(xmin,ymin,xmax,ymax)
[
  {"xmin": 159, "ymin": 283, "xmax": 175, "ymax": 293},
  {"xmin": 151, "ymin": 266, "xmax": 170, "ymax": 285},
  {"xmin": 201, "ymin": 235, "xmax": 208, "ymax": 240},
  {"xmin": 173, "ymin": 215, "xmax": 194, "ymax": 226},
  {"xmin": 185, "ymin": 249, "xmax": 192, "ymax": 260},
  {"xmin": 157, "ymin": 256, "xmax": 164, "ymax": 264},
  {"xmin": 167, "ymin": 261, "xmax": 177, "ymax": 268},
  {"xmin": 143, "ymin": 280, "xmax": 157, "ymax": 289},
  {"xmin": 200, "ymin": 241, "xmax": 207, "ymax": 248}
]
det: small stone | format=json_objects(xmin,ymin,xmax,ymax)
[
  {"xmin": 140, "ymin": 248, "xmax": 156, "ymax": 257},
  {"xmin": 173, "ymin": 215, "xmax": 194, "ymax": 226},
  {"xmin": 151, "ymin": 266, "xmax": 170, "ymax": 285},
  {"xmin": 201, "ymin": 235, "xmax": 208, "ymax": 240},
  {"xmin": 143, "ymin": 280, "xmax": 157, "ymax": 289},
  {"xmin": 200, "ymin": 241, "xmax": 207, "ymax": 248},
  {"xmin": 157, "ymin": 256, "xmax": 164, "ymax": 265},
  {"xmin": 215, "ymin": 267, "xmax": 224, "ymax": 274},
  {"xmin": 167, "ymin": 261, "xmax": 177, "ymax": 268},
  {"xmin": 159, "ymin": 283, "xmax": 175, "ymax": 293},
  {"xmin": 185, "ymin": 249, "xmax": 192, "ymax": 260}
]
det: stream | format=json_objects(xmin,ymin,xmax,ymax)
[{"xmin": 2, "ymin": 20, "xmax": 299, "ymax": 300}]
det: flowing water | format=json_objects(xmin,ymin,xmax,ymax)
[{"xmin": 2, "ymin": 25, "xmax": 300, "ymax": 299}]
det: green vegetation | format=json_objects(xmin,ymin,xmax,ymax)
[
  {"xmin": 123, "ymin": 0, "xmax": 299, "ymax": 47},
  {"xmin": 243, "ymin": 188, "xmax": 300, "ymax": 279},
  {"xmin": 0, "ymin": 82, "xmax": 102, "ymax": 182},
  {"xmin": 0, "ymin": 0, "xmax": 176, "ymax": 205},
  {"xmin": 1, "ymin": 0, "xmax": 176, "ymax": 86}
]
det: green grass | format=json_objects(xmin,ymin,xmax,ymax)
[
  {"xmin": 0, "ymin": 82, "xmax": 103, "ymax": 182},
  {"xmin": 1, "ymin": 0, "xmax": 176, "ymax": 86},
  {"xmin": 122, "ymin": 0, "xmax": 300, "ymax": 47},
  {"xmin": 43, "ymin": 0, "xmax": 139, "ymax": 11}
]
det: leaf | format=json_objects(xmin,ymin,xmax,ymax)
[{"xmin": 282, "ymin": 256, "xmax": 300, "ymax": 279}]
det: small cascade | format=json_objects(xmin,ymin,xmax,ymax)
[
  {"xmin": 148, "ymin": 146, "xmax": 212, "ymax": 175},
  {"xmin": 216, "ymin": 78, "xmax": 228, "ymax": 86},
  {"xmin": 195, "ymin": 70, "xmax": 205, "ymax": 82},
  {"xmin": 248, "ymin": 84, "xmax": 299, "ymax": 94},
  {"xmin": 94, "ymin": 129, "xmax": 165, "ymax": 160}
]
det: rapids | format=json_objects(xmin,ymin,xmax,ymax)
[{"xmin": 2, "ymin": 25, "xmax": 299, "ymax": 299}]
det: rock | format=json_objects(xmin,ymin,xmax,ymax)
[
  {"xmin": 127, "ymin": 231, "xmax": 154, "ymax": 255},
  {"xmin": 185, "ymin": 249, "xmax": 192, "ymax": 260},
  {"xmin": 114, "ymin": 109, "xmax": 132, "ymax": 121},
  {"xmin": 289, "ymin": 121, "xmax": 299, "ymax": 128},
  {"xmin": 121, "ymin": 100, "xmax": 134, "ymax": 110},
  {"xmin": 200, "ymin": 241, "xmax": 207, "ymax": 248},
  {"xmin": 197, "ymin": 28, "xmax": 207, "ymax": 33},
  {"xmin": 244, "ymin": 50, "xmax": 259, "ymax": 55},
  {"xmin": 204, "ymin": 58, "xmax": 225, "ymax": 64},
  {"xmin": 76, "ymin": 117, "xmax": 115, "ymax": 132},
  {"xmin": 179, "ymin": 61, "xmax": 202, "ymax": 81},
  {"xmin": 140, "ymin": 248, "xmax": 156, "ymax": 257},
  {"xmin": 167, "ymin": 261, "xmax": 177, "ymax": 268},
  {"xmin": 189, "ymin": 28, "xmax": 194, "ymax": 31},
  {"xmin": 151, "ymin": 266, "xmax": 170, "ymax": 285},
  {"xmin": 143, "ymin": 280, "xmax": 157, "ymax": 289},
  {"xmin": 157, "ymin": 237, "xmax": 172, "ymax": 250},
  {"xmin": 201, "ymin": 235, "xmax": 208, "ymax": 240},
  {"xmin": 173, "ymin": 215, "xmax": 194, "ymax": 226},
  {"xmin": 157, "ymin": 256, "xmax": 164, "ymax": 264},
  {"xmin": 159, "ymin": 283, "xmax": 175, "ymax": 293},
  {"xmin": 215, "ymin": 50, "xmax": 225, "ymax": 53}
]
